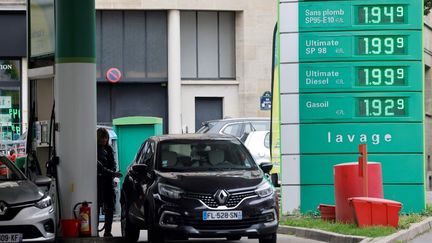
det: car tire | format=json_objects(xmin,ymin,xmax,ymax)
[
  {"xmin": 227, "ymin": 236, "xmax": 241, "ymax": 241},
  {"xmin": 121, "ymin": 202, "xmax": 140, "ymax": 242},
  {"xmin": 147, "ymin": 211, "xmax": 165, "ymax": 243},
  {"xmin": 258, "ymin": 233, "xmax": 277, "ymax": 243}
]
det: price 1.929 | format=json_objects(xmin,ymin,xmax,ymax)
[{"xmin": 358, "ymin": 98, "xmax": 406, "ymax": 117}]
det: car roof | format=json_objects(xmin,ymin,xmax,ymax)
[
  {"xmin": 207, "ymin": 117, "xmax": 269, "ymax": 122},
  {"xmin": 151, "ymin": 133, "xmax": 238, "ymax": 142}
]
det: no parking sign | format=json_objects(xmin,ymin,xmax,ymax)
[{"xmin": 106, "ymin": 67, "xmax": 122, "ymax": 83}]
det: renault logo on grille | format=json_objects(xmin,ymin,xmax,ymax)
[
  {"xmin": 0, "ymin": 201, "xmax": 7, "ymax": 216},
  {"xmin": 214, "ymin": 190, "xmax": 229, "ymax": 205}
]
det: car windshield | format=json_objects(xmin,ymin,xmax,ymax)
[
  {"xmin": 157, "ymin": 139, "xmax": 258, "ymax": 172},
  {"xmin": 0, "ymin": 156, "xmax": 26, "ymax": 181}
]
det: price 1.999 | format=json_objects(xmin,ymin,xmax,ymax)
[
  {"xmin": 358, "ymin": 97, "xmax": 406, "ymax": 117},
  {"xmin": 358, "ymin": 67, "xmax": 406, "ymax": 86},
  {"xmin": 358, "ymin": 36, "xmax": 406, "ymax": 55}
]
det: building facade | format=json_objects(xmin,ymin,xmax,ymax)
[
  {"xmin": 0, "ymin": 0, "xmax": 26, "ymax": 141},
  {"xmin": 95, "ymin": 0, "xmax": 277, "ymax": 133}
]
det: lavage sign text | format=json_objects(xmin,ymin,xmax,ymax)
[{"xmin": 327, "ymin": 132, "xmax": 392, "ymax": 145}]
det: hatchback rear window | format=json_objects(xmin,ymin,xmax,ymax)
[
  {"xmin": 196, "ymin": 122, "xmax": 216, "ymax": 133},
  {"xmin": 251, "ymin": 121, "xmax": 270, "ymax": 131}
]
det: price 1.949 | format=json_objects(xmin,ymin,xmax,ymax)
[{"xmin": 357, "ymin": 5, "xmax": 405, "ymax": 24}]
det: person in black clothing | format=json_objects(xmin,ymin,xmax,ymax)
[{"xmin": 97, "ymin": 128, "xmax": 122, "ymax": 237}]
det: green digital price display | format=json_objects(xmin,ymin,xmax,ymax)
[
  {"xmin": 299, "ymin": 93, "xmax": 422, "ymax": 123},
  {"xmin": 298, "ymin": 0, "xmax": 421, "ymax": 31},
  {"xmin": 357, "ymin": 5, "xmax": 406, "ymax": 24},
  {"xmin": 357, "ymin": 66, "xmax": 406, "ymax": 86},
  {"xmin": 298, "ymin": 62, "xmax": 422, "ymax": 92},
  {"xmin": 358, "ymin": 97, "xmax": 407, "ymax": 117},
  {"xmin": 358, "ymin": 36, "xmax": 406, "ymax": 55},
  {"xmin": 298, "ymin": 31, "xmax": 421, "ymax": 61}
]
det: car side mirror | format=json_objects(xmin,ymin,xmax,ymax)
[
  {"xmin": 259, "ymin": 162, "xmax": 273, "ymax": 174},
  {"xmin": 34, "ymin": 176, "xmax": 52, "ymax": 187},
  {"xmin": 132, "ymin": 164, "xmax": 149, "ymax": 174}
]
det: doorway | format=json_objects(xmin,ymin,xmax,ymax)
[{"xmin": 195, "ymin": 97, "xmax": 223, "ymax": 132}]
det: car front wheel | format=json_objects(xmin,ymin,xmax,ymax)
[
  {"xmin": 258, "ymin": 233, "xmax": 277, "ymax": 243},
  {"xmin": 121, "ymin": 202, "xmax": 140, "ymax": 242}
]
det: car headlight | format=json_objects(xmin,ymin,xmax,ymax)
[
  {"xmin": 35, "ymin": 195, "xmax": 52, "ymax": 209},
  {"xmin": 255, "ymin": 181, "xmax": 274, "ymax": 198},
  {"xmin": 158, "ymin": 183, "xmax": 183, "ymax": 199}
]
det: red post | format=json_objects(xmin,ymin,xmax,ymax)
[{"xmin": 358, "ymin": 144, "xmax": 368, "ymax": 197}]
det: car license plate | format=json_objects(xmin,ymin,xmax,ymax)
[
  {"xmin": 0, "ymin": 233, "xmax": 22, "ymax": 243},
  {"xmin": 203, "ymin": 211, "xmax": 242, "ymax": 220}
]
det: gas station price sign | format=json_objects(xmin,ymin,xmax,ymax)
[
  {"xmin": 299, "ymin": 93, "xmax": 422, "ymax": 123},
  {"xmin": 279, "ymin": 0, "xmax": 425, "ymax": 213},
  {"xmin": 299, "ymin": 31, "xmax": 421, "ymax": 62},
  {"xmin": 298, "ymin": 62, "xmax": 422, "ymax": 92},
  {"xmin": 298, "ymin": 0, "xmax": 421, "ymax": 31}
]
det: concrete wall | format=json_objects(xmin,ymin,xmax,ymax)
[
  {"xmin": 181, "ymin": 82, "xmax": 239, "ymax": 132},
  {"xmin": 96, "ymin": 0, "xmax": 278, "ymax": 130}
]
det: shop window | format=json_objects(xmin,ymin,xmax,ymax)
[
  {"xmin": 0, "ymin": 60, "xmax": 21, "ymax": 141},
  {"xmin": 0, "ymin": 89, "xmax": 21, "ymax": 140},
  {"xmin": 181, "ymin": 11, "xmax": 236, "ymax": 79},
  {"xmin": 0, "ymin": 60, "xmax": 20, "ymax": 82}
]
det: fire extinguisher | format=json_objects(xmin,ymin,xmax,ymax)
[{"xmin": 73, "ymin": 201, "xmax": 92, "ymax": 237}]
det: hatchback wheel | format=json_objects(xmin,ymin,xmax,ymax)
[
  {"xmin": 121, "ymin": 202, "xmax": 140, "ymax": 242},
  {"xmin": 258, "ymin": 233, "xmax": 277, "ymax": 243}
]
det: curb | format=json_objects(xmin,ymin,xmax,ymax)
[
  {"xmin": 278, "ymin": 217, "xmax": 432, "ymax": 243},
  {"xmin": 277, "ymin": 225, "xmax": 367, "ymax": 243},
  {"xmin": 361, "ymin": 217, "xmax": 432, "ymax": 243}
]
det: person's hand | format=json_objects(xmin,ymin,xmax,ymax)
[{"xmin": 115, "ymin": 172, "xmax": 123, "ymax": 178}]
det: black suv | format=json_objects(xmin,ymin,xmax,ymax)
[{"xmin": 121, "ymin": 134, "xmax": 278, "ymax": 243}]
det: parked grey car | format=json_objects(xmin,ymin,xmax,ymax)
[
  {"xmin": 0, "ymin": 156, "xmax": 55, "ymax": 242},
  {"xmin": 196, "ymin": 117, "xmax": 270, "ymax": 141}
]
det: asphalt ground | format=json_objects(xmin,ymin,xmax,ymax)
[{"xmin": 98, "ymin": 221, "xmax": 325, "ymax": 243}]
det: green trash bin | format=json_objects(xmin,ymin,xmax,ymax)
[{"xmin": 113, "ymin": 116, "xmax": 163, "ymax": 187}]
